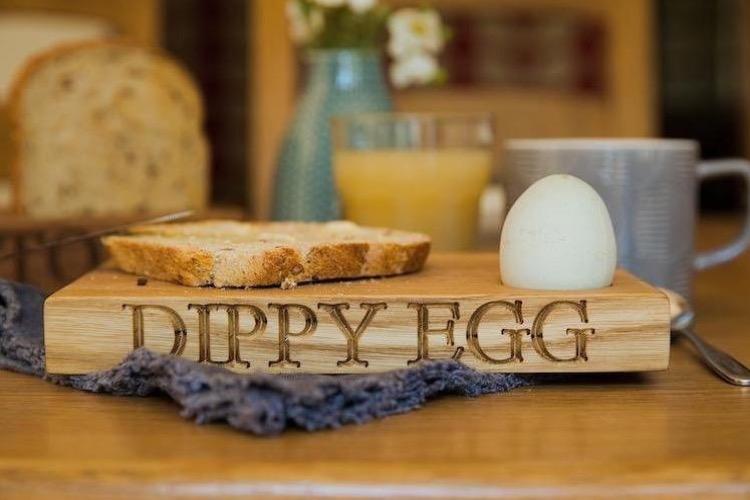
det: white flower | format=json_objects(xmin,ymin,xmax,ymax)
[
  {"xmin": 313, "ymin": 0, "xmax": 346, "ymax": 7},
  {"xmin": 390, "ymin": 51, "xmax": 439, "ymax": 88},
  {"xmin": 286, "ymin": 1, "xmax": 324, "ymax": 44},
  {"xmin": 387, "ymin": 8, "xmax": 445, "ymax": 59},
  {"xmin": 348, "ymin": 0, "xmax": 376, "ymax": 13}
]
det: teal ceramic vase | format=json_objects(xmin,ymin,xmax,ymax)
[{"xmin": 273, "ymin": 49, "xmax": 393, "ymax": 221}]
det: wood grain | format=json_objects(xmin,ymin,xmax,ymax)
[
  {"xmin": 44, "ymin": 253, "xmax": 669, "ymax": 375},
  {"xmin": 0, "ymin": 216, "xmax": 749, "ymax": 498},
  {"xmin": 742, "ymin": 0, "xmax": 750, "ymax": 158},
  {"xmin": 248, "ymin": 0, "xmax": 296, "ymax": 219},
  {"xmin": 0, "ymin": 0, "xmax": 161, "ymax": 44}
]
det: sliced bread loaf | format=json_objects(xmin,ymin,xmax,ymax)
[
  {"xmin": 7, "ymin": 40, "xmax": 208, "ymax": 218},
  {"xmin": 103, "ymin": 220, "xmax": 431, "ymax": 288}
]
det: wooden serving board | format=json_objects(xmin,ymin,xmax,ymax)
[{"xmin": 44, "ymin": 253, "xmax": 670, "ymax": 375}]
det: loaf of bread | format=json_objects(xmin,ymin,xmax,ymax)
[
  {"xmin": 7, "ymin": 40, "xmax": 209, "ymax": 218},
  {"xmin": 103, "ymin": 220, "xmax": 431, "ymax": 288}
]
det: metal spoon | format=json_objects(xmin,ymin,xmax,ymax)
[{"xmin": 661, "ymin": 288, "xmax": 750, "ymax": 386}]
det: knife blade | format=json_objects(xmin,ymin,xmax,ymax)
[{"xmin": 0, "ymin": 209, "xmax": 194, "ymax": 261}]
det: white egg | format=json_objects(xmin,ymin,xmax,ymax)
[{"xmin": 499, "ymin": 174, "xmax": 617, "ymax": 290}]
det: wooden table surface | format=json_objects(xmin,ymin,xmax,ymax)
[{"xmin": 1, "ymin": 217, "xmax": 749, "ymax": 498}]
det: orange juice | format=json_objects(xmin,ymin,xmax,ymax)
[{"xmin": 334, "ymin": 148, "xmax": 492, "ymax": 250}]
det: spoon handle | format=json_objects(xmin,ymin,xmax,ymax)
[{"xmin": 680, "ymin": 328, "xmax": 750, "ymax": 386}]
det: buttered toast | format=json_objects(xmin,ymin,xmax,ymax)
[{"xmin": 103, "ymin": 220, "xmax": 431, "ymax": 288}]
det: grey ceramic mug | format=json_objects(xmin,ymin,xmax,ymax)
[{"xmin": 503, "ymin": 139, "xmax": 750, "ymax": 300}]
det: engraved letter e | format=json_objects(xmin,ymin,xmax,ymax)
[{"xmin": 408, "ymin": 302, "xmax": 462, "ymax": 364}]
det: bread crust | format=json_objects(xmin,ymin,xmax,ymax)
[
  {"xmin": 103, "ymin": 224, "xmax": 431, "ymax": 288},
  {"xmin": 104, "ymin": 236, "xmax": 214, "ymax": 287},
  {"xmin": 5, "ymin": 38, "xmax": 207, "ymax": 215}
]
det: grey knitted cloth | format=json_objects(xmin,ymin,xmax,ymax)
[{"xmin": 0, "ymin": 279, "xmax": 532, "ymax": 435}]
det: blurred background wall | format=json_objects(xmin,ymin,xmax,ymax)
[
  {"xmin": 659, "ymin": 0, "xmax": 748, "ymax": 210},
  {"xmin": 0, "ymin": 0, "xmax": 748, "ymax": 217}
]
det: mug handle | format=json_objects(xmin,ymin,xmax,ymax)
[{"xmin": 694, "ymin": 159, "xmax": 750, "ymax": 271}]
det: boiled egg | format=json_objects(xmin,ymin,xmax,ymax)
[{"xmin": 499, "ymin": 174, "xmax": 617, "ymax": 290}]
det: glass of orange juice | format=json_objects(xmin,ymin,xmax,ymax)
[{"xmin": 332, "ymin": 113, "xmax": 494, "ymax": 250}]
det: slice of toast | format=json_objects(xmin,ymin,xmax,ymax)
[{"xmin": 102, "ymin": 220, "xmax": 431, "ymax": 288}]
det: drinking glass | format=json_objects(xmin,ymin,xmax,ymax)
[{"xmin": 331, "ymin": 113, "xmax": 494, "ymax": 250}]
